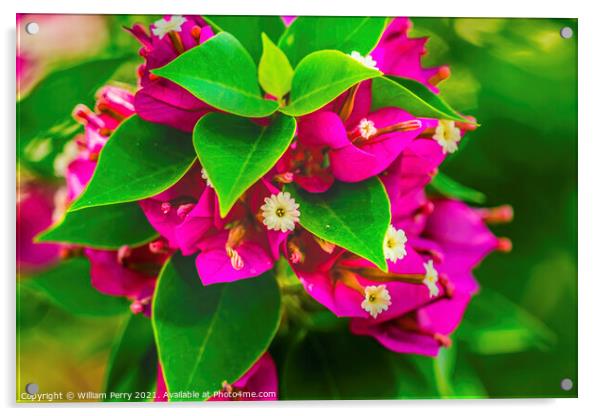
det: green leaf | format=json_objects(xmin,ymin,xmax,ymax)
[
  {"xmin": 258, "ymin": 33, "xmax": 294, "ymax": 100},
  {"xmin": 204, "ymin": 16, "xmax": 285, "ymax": 64},
  {"xmin": 194, "ymin": 112, "xmax": 296, "ymax": 217},
  {"xmin": 429, "ymin": 172, "xmax": 486, "ymax": 204},
  {"xmin": 18, "ymin": 57, "xmax": 128, "ymax": 177},
  {"xmin": 281, "ymin": 330, "xmax": 397, "ymax": 399},
  {"xmin": 278, "ymin": 17, "xmax": 387, "ymax": 67},
  {"xmin": 21, "ymin": 258, "xmax": 129, "ymax": 317},
  {"xmin": 103, "ymin": 314, "xmax": 158, "ymax": 402},
  {"xmin": 457, "ymin": 288, "xmax": 557, "ymax": 355},
  {"xmin": 152, "ymin": 253, "xmax": 281, "ymax": 399},
  {"xmin": 36, "ymin": 202, "xmax": 157, "ymax": 249},
  {"xmin": 152, "ymin": 32, "xmax": 279, "ymax": 118},
  {"xmin": 69, "ymin": 116, "xmax": 195, "ymax": 211},
  {"xmin": 286, "ymin": 179, "xmax": 390, "ymax": 271},
  {"xmin": 281, "ymin": 50, "xmax": 382, "ymax": 116},
  {"xmin": 371, "ymin": 76, "xmax": 472, "ymax": 123}
]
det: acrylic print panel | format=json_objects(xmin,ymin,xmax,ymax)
[{"xmin": 16, "ymin": 14, "xmax": 577, "ymax": 402}]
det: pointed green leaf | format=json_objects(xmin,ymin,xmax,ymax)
[
  {"xmin": 152, "ymin": 32, "xmax": 279, "ymax": 117},
  {"xmin": 194, "ymin": 112, "xmax": 296, "ymax": 217},
  {"xmin": 152, "ymin": 253, "xmax": 281, "ymax": 399},
  {"xmin": 103, "ymin": 313, "xmax": 157, "ymax": 402},
  {"xmin": 282, "ymin": 331, "xmax": 397, "ymax": 399},
  {"xmin": 429, "ymin": 172, "xmax": 486, "ymax": 204},
  {"xmin": 281, "ymin": 50, "xmax": 382, "ymax": 116},
  {"xmin": 36, "ymin": 202, "xmax": 157, "ymax": 249},
  {"xmin": 371, "ymin": 76, "xmax": 473, "ymax": 123},
  {"xmin": 69, "ymin": 116, "xmax": 195, "ymax": 211},
  {"xmin": 204, "ymin": 16, "xmax": 285, "ymax": 64},
  {"xmin": 258, "ymin": 33, "xmax": 293, "ymax": 100},
  {"xmin": 21, "ymin": 258, "xmax": 129, "ymax": 317},
  {"xmin": 278, "ymin": 17, "xmax": 387, "ymax": 67},
  {"xmin": 286, "ymin": 179, "xmax": 390, "ymax": 271}
]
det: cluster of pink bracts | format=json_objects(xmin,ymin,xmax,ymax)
[{"xmin": 18, "ymin": 16, "xmax": 513, "ymax": 400}]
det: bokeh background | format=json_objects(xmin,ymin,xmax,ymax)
[{"xmin": 17, "ymin": 15, "xmax": 577, "ymax": 399}]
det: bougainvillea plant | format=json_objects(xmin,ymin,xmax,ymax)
[{"xmin": 26, "ymin": 15, "xmax": 514, "ymax": 401}]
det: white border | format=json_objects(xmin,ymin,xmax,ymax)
[{"xmin": 3, "ymin": 0, "xmax": 600, "ymax": 415}]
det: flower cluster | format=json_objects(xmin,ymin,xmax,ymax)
[{"xmin": 40, "ymin": 15, "xmax": 512, "ymax": 401}]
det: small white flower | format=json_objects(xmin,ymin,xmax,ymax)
[
  {"xmin": 422, "ymin": 260, "xmax": 440, "ymax": 298},
  {"xmin": 152, "ymin": 15, "xmax": 187, "ymax": 39},
  {"xmin": 384, "ymin": 225, "xmax": 407, "ymax": 263},
  {"xmin": 433, "ymin": 120, "xmax": 462, "ymax": 154},
  {"xmin": 349, "ymin": 51, "xmax": 379, "ymax": 70},
  {"xmin": 361, "ymin": 285, "xmax": 392, "ymax": 318},
  {"xmin": 201, "ymin": 168, "xmax": 213, "ymax": 188},
  {"xmin": 260, "ymin": 192, "xmax": 300, "ymax": 232},
  {"xmin": 358, "ymin": 118, "xmax": 377, "ymax": 140}
]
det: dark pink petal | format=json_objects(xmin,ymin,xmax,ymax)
[{"xmin": 371, "ymin": 17, "xmax": 443, "ymax": 92}]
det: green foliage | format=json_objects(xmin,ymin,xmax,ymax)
[
  {"xmin": 194, "ymin": 113, "xmax": 296, "ymax": 217},
  {"xmin": 103, "ymin": 314, "xmax": 157, "ymax": 402},
  {"xmin": 457, "ymin": 288, "xmax": 557, "ymax": 355},
  {"xmin": 371, "ymin": 76, "xmax": 471, "ymax": 122},
  {"xmin": 281, "ymin": 50, "xmax": 381, "ymax": 116},
  {"xmin": 69, "ymin": 116, "xmax": 195, "ymax": 211},
  {"xmin": 282, "ymin": 330, "xmax": 397, "ymax": 399},
  {"xmin": 153, "ymin": 32, "xmax": 279, "ymax": 118},
  {"xmin": 258, "ymin": 33, "xmax": 294, "ymax": 100},
  {"xmin": 18, "ymin": 57, "xmax": 128, "ymax": 177},
  {"xmin": 36, "ymin": 202, "xmax": 157, "ymax": 249},
  {"xmin": 287, "ymin": 178, "xmax": 390, "ymax": 271},
  {"xmin": 20, "ymin": 258, "xmax": 129, "ymax": 317},
  {"xmin": 429, "ymin": 172, "xmax": 486, "ymax": 204},
  {"xmin": 152, "ymin": 253, "xmax": 281, "ymax": 400},
  {"xmin": 204, "ymin": 15, "xmax": 285, "ymax": 64},
  {"xmin": 278, "ymin": 17, "xmax": 387, "ymax": 67}
]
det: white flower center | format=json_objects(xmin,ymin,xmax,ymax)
[
  {"xmin": 433, "ymin": 120, "xmax": 462, "ymax": 154},
  {"xmin": 383, "ymin": 225, "xmax": 407, "ymax": 263},
  {"xmin": 152, "ymin": 15, "xmax": 187, "ymax": 39},
  {"xmin": 422, "ymin": 260, "xmax": 440, "ymax": 298},
  {"xmin": 349, "ymin": 51, "xmax": 379, "ymax": 70},
  {"xmin": 201, "ymin": 168, "xmax": 214, "ymax": 188},
  {"xmin": 361, "ymin": 285, "xmax": 392, "ymax": 318},
  {"xmin": 260, "ymin": 191, "xmax": 300, "ymax": 232},
  {"xmin": 358, "ymin": 118, "xmax": 377, "ymax": 140}
]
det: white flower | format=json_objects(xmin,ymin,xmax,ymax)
[
  {"xmin": 260, "ymin": 192, "xmax": 300, "ymax": 232},
  {"xmin": 383, "ymin": 225, "xmax": 407, "ymax": 263},
  {"xmin": 358, "ymin": 118, "xmax": 377, "ymax": 140},
  {"xmin": 433, "ymin": 120, "xmax": 462, "ymax": 154},
  {"xmin": 361, "ymin": 285, "xmax": 392, "ymax": 318},
  {"xmin": 422, "ymin": 260, "xmax": 440, "ymax": 298},
  {"xmin": 349, "ymin": 51, "xmax": 379, "ymax": 70},
  {"xmin": 201, "ymin": 168, "xmax": 213, "ymax": 188},
  {"xmin": 152, "ymin": 15, "xmax": 187, "ymax": 39}
]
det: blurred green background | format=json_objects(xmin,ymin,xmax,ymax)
[
  {"xmin": 414, "ymin": 17, "xmax": 577, "ymax": 398},
  {"xmin": 17, "ymin": 16, "xmax": 577, "ymax": 400}
]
